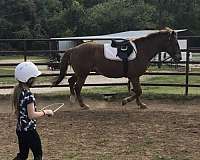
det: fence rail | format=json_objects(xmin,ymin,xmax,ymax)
[{"xmin": 0, "ymin": 37, "xmax": 200, "ymax": 95}]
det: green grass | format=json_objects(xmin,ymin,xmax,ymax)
[
  {"xmin": 0, "ymin": 61, "xmax": 199, "ymax": 98},
  {"xmin": 192, "ymin": 53, "xmax": 200, "ymax": 61},
  {"xmin": 0, "ymin": 66, "xmax": 52, "ymax": 85},
  {"xmin": 141, "ymin": 75, "xmax": 200, "ymax": 86},
  {"xmin": 147, "ymin": 65, "xmax": 178, "ymax": 72},
  {"xmin": 20, "ymin": 85, "xmax": 198, "ymax": 102},
  {"xmin": 1, "ymin": 85, "xmax": 199, "ymax": 103},
  {"xmin": 148, "ymin": 65, "xmax": 200, "ymax": 72},
  {"xmin": 82, "ymin": 86, "xmax": 200, "ymax": 101},
  {"xmin": 0, "ymin": 67, "xmax": 15, "ymax": 74},
  {"xmin": 0, "ymin": 55, "xmax": 48, "ymax": 61},
  {"xmin": 141, "ymin": 75, "xmax": 184, "ymax": 84},
  {"xmin": 27, "ymin": 56, "xmax": 48, "ymax": 63},
  {"xmin": 0, "ymin": 55, "xmax": 23, "ymax": 60},
  {"xmin": 0, "ymin": 55, "xmax": 50, "ymax": 84},
  {"xmin": 1, "ymin": 74, "xmax": 200, "ymax": 99}
]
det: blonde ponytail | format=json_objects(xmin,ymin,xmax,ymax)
[{"xmin": 12, "ymin": 83, "xmax": 23, "ymax": 117}]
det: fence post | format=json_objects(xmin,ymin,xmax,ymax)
[
  {"xmin": 185, "ymin": 41, "xmax": 190, "ymax": 96},
  {"xmin": 158, "ymin": 52, "xmax": 162, "ymax": 68},
  {"xmin": 48, "ymin": 40, "xmax": 53, "ymax": 70},
  {"xmin": 23, "ymin": 40, "xmax": 27, "ymax": 61}
]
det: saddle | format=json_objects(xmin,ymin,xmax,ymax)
[{"xmin": 111, "ymin": 39, "xmax": 134, "ymax": 77}]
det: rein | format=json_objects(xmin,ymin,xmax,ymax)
[
  {"xmin": 157, "ymin": 54, "xmax": 178, "ymax": 68},
  {"xmin": 162, "ymin": 56, "xmax": 171, "ymax": 62}
]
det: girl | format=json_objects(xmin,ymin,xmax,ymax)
[{"xmin": 12, "ymin": 61, "xmax": 54, "ymax": 160}]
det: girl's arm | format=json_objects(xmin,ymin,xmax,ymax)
[{"xmin": 27, "ymin": 102, "xmax": 53, "ymax": 119}]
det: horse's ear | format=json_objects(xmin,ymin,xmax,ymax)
[
  {"xmin": 168, "ymin": 30, "xmax": 177, "ymax": 40},
  {"xmin": 171, "ymin": 30, "xmax": 177, "ymax": 38},
  {"xmin": 165, "ymin": 27, "xmax": 171, "ymax": 30},
  {"xmin": 171, "ymin": 30, "xmax": 175, "ymax": 35},
  {"xmin": 164, "ymin": 27, "xmax": 173, "ymax": 31}
]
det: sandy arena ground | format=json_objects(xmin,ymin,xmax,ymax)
[{"xmin": 0, "ymin": 96, "xmax": 200, "ymax": 160}]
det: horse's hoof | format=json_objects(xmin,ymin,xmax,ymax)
[
  {"xmin": 139, "ymin": 103, "xmax": 147, "ymax": 109},
  {"xmin": 122, "ymin": 99, "xmax": 127, "ymax": 106},
  {"xmin": 70, "ymin": 95, "xmax": 76, "ymax": 104},
  {"xmin": 81, "ymin": 105, "xmax": 90, "ymax": 110}
]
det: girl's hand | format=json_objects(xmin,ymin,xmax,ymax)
[{"xmin": 44, "ymin": 109, "xmax": 54, "ymax": 116}]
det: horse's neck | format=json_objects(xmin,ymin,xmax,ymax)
[{"xmin": 135, "ymin": 36, "xmax": 165, "ymax": 61}]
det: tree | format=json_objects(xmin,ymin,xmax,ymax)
[
  {"xmin": 0, "ymin": 18, "xmax": 13, "ymax": 38},
  {"xmin": 80, "ymin": 0, "xmax": 157, "ymax": 35},
  {"xmin": 0, "ymin": 0, "xmax": 200, "ymax": 41},
  {"xmin": 81, "ymin": 0, "xmax": 107, "ymax": 8},
  {"xmin": 144, "ymin": 0, "xmax": 200, "ymax": 34},
  {"xmin": 0, "ymin": 0, "xmax": 36, "ymax": 39},
  {"xmin": 62, "ymin": 0, "xmax": 85, "ymax": 36}
]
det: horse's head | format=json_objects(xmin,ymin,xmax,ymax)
[{"xmin": 164, "ymin": 28, "xmax": 182, "ymax": 63}]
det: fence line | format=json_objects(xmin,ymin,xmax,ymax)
[{"xmin": 0, "ymin": 37, "xmax": 200, "ymax": 95}]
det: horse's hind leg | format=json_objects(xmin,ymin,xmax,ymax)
[
  {"xmin": 122, "ymin": 77, "xmax": 147, "ymax": 109},
  {"xmin": 74, "ymin": 75, "xmax": 89, "ymax": 109},
  {"xmin": 68, "ymin": 75, "xmax": 77, "ymax": 103},
  {"xmin": 134, "ymin": 87, "xmax": 147, "ymax": 109}
]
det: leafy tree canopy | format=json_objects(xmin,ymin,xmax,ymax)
[{"xmin": 0, "ymin": 0, "xmax": 199, "ymax": 40}]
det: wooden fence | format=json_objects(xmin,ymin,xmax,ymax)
[{"xmin": 0, "ymin": 37, "xmax": 200, "ymax": 95}]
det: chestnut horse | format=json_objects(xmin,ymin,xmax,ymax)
[{"xmin": 52, "ymin": 28, "xmax": 181, "ymax": 109}]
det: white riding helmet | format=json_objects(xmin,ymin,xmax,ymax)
[{"xmin": 15, "ymin": 61, "xmax": 42, "ymax": 83}]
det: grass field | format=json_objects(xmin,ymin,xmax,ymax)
[{"xmin": 192, "ymin": 53, "xmax": 200, "ymax": 61}]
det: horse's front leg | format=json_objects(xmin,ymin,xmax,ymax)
[
  {"xmin": 122, "ymin": 77, "xmax": 137, "ymax": 105},
  {"xmin": 122, "ymin": 77, "xmax": 147, "ymax": 109},
  {"xmin": 132, "ymin": 77, "xmax": 147, "ymax": 109},
  {"xmin": 122, "ymin": 94, "xmax": 137, "ymax": 105},
  {"xmin": 74, "ymin": 75, "xmax": 89, "ymax": 110}
]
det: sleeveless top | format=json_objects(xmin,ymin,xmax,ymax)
[{"xmin": 16, "ymin": 89, "xmax": 37, "ymax": 132}]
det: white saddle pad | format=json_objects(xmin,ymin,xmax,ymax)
[{"xmin": 104, "ymin": 42, "xmax": 137, "ymax": 61}]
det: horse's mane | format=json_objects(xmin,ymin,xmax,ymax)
[{"xmin": 135, "ymin": 27, "xmax": 172, "ymax": 42}]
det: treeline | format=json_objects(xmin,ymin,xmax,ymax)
[{"xmin": 0, "ymin": 0, "xmax": 200, "ymax": 40}]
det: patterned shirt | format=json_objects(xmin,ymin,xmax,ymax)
[{"xmin": 16, "ymin": 89, "xmax": 37, "ymax": 132}]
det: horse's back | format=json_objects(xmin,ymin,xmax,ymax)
[
  {"xmin": 71, "ymin": 42, "xmax": 103, "ymax": 60},
  {"xmin": 70, "ymin": 42, "xmax": 104, "ymax": 73}
]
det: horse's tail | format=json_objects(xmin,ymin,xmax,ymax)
[{"xmin": 52, "ymin": 50, "xmax": 71, "ymax": 86}]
